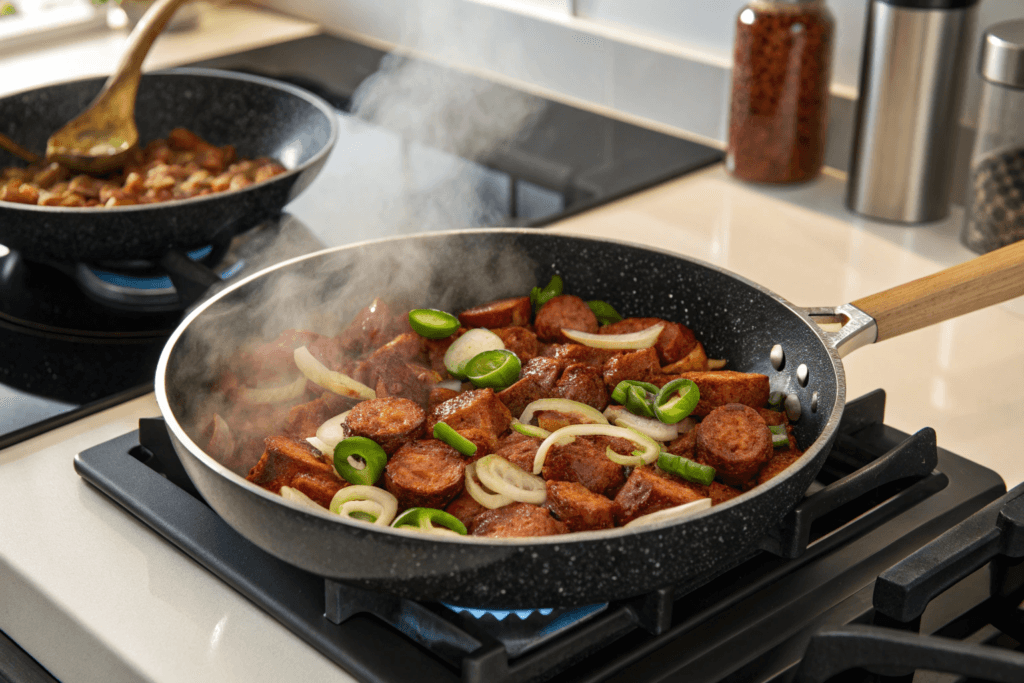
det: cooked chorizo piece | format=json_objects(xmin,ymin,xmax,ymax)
[
  {"xmin": 283, "ymin": 390, "xmax": 357, "ymax": 441},
  {"xmin": 346, "ymin": 397, "xmax": 426, "ymax": 455},
  {"xmin": 656, "ymin": 370, "xmax": 770, "ymax": 417},
  {"xmin": 241, "ymin": 329, "xmax": 323, "ymax": 383},
  {"xmin": 493, "ymin": 433, "xmax": 541, "ymax": 472},
  {"xmin": 246, "ymin": 436, "xmax": 345, "ymax": 508},
  {"xmin": 423, "ymin": 334, "xmax": 459, "ymax": 376},
  {"xmin": 602, "ymin": 347, "xmax": 660, "ymax": 389},
  {"xmin": 365, "ymin": 348, "xmax": 439, "ymax": 407},
  {"xmin": 534, "ymin": 295, "xmax": 599, "ymax": 343},
  {"xmin": 661, "ymin": 341, "xmax": 709, "ymax": 373},
  {"xmin": 710, "ymin": 481, "xmax": 744, "ymax": 505},
  {"xmin": 554, "ymin": 363, "xmax": 609, "ymax": 410},
  {"xmin": 427, "ymin": 389, "xmax": 512, "ymax": 452},
  {"xmin": 445, "ymin": 490, "xmax": 488, "ymax": 529},
  {"xmin": 542, "ymin": 343, "xmax": 615, "ymax": 369},
  {"xmin": 458, "ymin": 296, "xmax": 532, "ymax": 328},
  {"xmin": 428, "ymin": 387, "xmax": 460, "ymax": 412},
  {"xmin": 695, "ymin": 404, "xmax": 773, "ymax": 486},
  {"xmin": 536, "ymin": 410, "xmax": 593, "ymax": 432},
  {"xmin": 336, "ymin": 299, "xmax": 406, "ymax": 355},
  {"xmin": 470, "ymin": 502, "xmax": 569, "ymax": 538},
  {"xmin": 520, "ymin": 356, "xmax": 563, "ymax": 390},
  {"xmin": 757, "ymin": 450, "xmax": 802, "ymax": 485},
  {"xmin": 599, "ymin": 318, "xmax": 698, "ymax": 365},
  {"xmin": 369, "ymin": 332, "xmax": 425, "ymax": 364},
  {"xmin": 542, "ymin": 435, "xmax": 627, "ymax": 498},
  {"xmin": 454, "ymin": 427, "xmax": 496, "ymax": 461},
  {"xmin": 613, "ymin": 466, "xmax": 708, "ymax": 525},
  {"xmin": 544, "ymin": 480, "xmax": 616, "ymax": 532},
  {"xmin": 664, "ymin": 428, "xmax": 697, "ymax": 460},
  {"xmin": 497, "ymin": 376, "xmax": 547, "ymax": 418},
  {"xmin": 384, "ymin": 440, "xmax": 465, "ymax": 509},
  {"xmin": 492, "ymin": 326, "xmax": 539, "ymax": 362}
]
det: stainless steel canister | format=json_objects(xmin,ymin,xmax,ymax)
[{"xmin": 846, "ymin": 0, "xmax": 979, "ymax": 223}]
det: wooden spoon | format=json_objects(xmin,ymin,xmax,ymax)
[{"xmin": 45, "ymin": 0, "xmax": 190, "ymax": 174}]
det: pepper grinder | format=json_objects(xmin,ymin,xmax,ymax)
[{"xmin": 846, "ymin": 0, "xmax": 979, "ymax": 223}]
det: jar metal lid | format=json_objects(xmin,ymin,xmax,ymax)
[{"xmin": 980, "ymin": 19, "xmax": 1024, "ymax": 89}]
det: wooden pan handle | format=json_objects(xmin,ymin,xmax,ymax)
[{"xmin": 851, "ymin": 239, "xmax": 1024, "ymax": 342}]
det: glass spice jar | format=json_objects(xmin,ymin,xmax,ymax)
[{"xmin": 726, "ymin": 0, "xmax": 834, "ymax": 184}]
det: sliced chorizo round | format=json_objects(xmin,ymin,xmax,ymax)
[
  {"xmin": 384, "ymin": 440, "xmax": 465, "ymax": 509},
  {"xmin": 695, "ymin": 403, "xmax": 773, "ymax": 486},
  {"xmin": 534, "ymin": 295, "xmax": 598, "ymax": 343},
  {"xmin": 346, "ymin": 397, "xmax": 426, "ymax": 455},
  {"xmin": 458, "ymin": 296, "xmax": 532, "ymax": 328}
]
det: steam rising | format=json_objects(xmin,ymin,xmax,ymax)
[{"xmin": 173, "ymin": 25, "xmax": 550, "ymax": 452}]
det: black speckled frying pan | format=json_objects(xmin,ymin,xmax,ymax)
[
  {"xmin": 0, "ymin": 68, "xmax": 337, "ymax": 262},
  {"xmin": 155, "ymin": 230, "xmax": 1024, "ymax": 608}
]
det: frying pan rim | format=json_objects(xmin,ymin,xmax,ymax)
[
  {"xmin": 155, "ymin": 228, "xmax": 847, "ymax": 545},
  {"xmin": 0, "ymin": 67, "xmax": 339, "ymax": 214}
]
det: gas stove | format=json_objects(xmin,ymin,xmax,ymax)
[{"xmin": 64, "ymin": 390, "xmax": 1008, "ymax": 682}]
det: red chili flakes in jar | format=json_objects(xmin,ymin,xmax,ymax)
[{"xmin": 727, "ymin": 0, "xmax": 834, "ymax": 184}]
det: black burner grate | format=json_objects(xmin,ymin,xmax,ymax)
[{"xmin": 74, "ymin": 390, "xmax": 1005, "ymax": 683}]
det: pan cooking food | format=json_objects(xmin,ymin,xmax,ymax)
[
  {"xmin": 0, "ymin": 127, "xmax": 286, "ymax": 207},
  {"xmin": 201, "ymin": 276, "xmax": 804, "ymax": 539}
]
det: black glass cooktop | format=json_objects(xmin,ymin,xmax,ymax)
[{"xmin": 0, "ymin": 33, "xmax": 722, "ymax": 447}]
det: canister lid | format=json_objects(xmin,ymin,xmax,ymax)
[{"xmin": 980, "ymin": 20, "xmax": 1024, "ymax": 89}]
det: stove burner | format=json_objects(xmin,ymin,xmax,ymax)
[
  {"xmin": 75, "ymin": 246, "xmax": 246, "ymax": 311},
  {"xmin": 443, "ymin": 605, "xmax": 555, "ymax": 621}
]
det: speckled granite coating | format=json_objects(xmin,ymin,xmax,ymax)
[
  {"xmin": 159, "ymin": 230, "xmax": 845, "ymax": 609},
  {"xmin": 0, "ymin": 68, "xmax": 337, "ymax": 262}
]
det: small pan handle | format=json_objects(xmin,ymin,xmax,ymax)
[{"xmin": 850, "ymin": 238, "xmax": 1024, "ymax": 343}]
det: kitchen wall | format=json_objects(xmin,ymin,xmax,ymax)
[{"xmin": 257, "ymin": 0, "xmax": 1022, "ymax": 175}]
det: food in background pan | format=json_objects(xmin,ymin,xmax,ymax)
[
  {"xmin": 200, "ymin": 276, "xmax": 802, "ymax": 539},
  {"xmin": 0, "ymin": 127, "xmax": 286, "ymax": 207}
]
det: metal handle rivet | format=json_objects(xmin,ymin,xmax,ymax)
[
  {"xmin": 784, "ymin": 393, "xmax": 802, "ymax": 422},
  {"xmin": 770, "ymin": 344, "xmax": 785, "ymax": 370},
  {"xmin": 810, "ymin": 391, "xmax": 819, "ymax": 413},
  {"xmin": 796, "ymin": 364, "xmax": 808, "ymax": 387}
]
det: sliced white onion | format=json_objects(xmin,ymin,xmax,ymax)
[
  {"xmin": 315, "ymin": 410, "xmax": 351, "ymax": 452},
  {"xmin": 624, "ymin": 497, "xmax": 712, "ymax": 528},
  {"xmin": 329, "ymin": 485, "xmax": 398, "ymax": 526},
  {"xmin": 339, "ymin": 499, "xmax": 384, "ymax": 523},
  {"xmin": 603, "ymin": 406, "xmax": 678, "ymax": 442},
  {"xmin": 206, "ymin": 413, "xmax": 235, "ymax": 458},
  {"xmin": 533, "ymin": 423, "xmax": 660, "ymax": 474},
  {"xmin": 443, "ymin": 328, "xmax": 505, "ymax": 379},
  {"xmin": 306, "ymin": 436, "xmax": 331, "ymax": 454},
  {"xmin": 475, "ymin": 455, "xmax": 547, "ymax": 505},
  {"xmin": 510, "ymin": 418, "xmax": 551, "ymax": 439},
  {"xmin": 561, "ymin": 324, "xmax": 664, "ymax": 350},
  {"xmin": 437, "ymin": 379, "xmax": 464, "ymax": 392},
  {"xmin": 465, "ymin": 462, "xmax": 515, "ymax": 509},
  {"xmin": 518, "ymin": 398, "xmax": 608, "ymax": 427},
  {"xmin": 707, "ymin": 359, "xmax": 728, "ymax": 370},
  {"xmin": 280, "ymin": 486, "xmax": 327, "ymax": 512},
  {"xmin": 294, "ymin": 346, "xmax": 376, "ymax": 400},
  {"xmin": 239, "ymin": 375, "xmax": 308, "ymax": 403}
]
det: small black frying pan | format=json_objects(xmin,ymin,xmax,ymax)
[{"xmin": 0, "ymin": 68, "xmax": 337, "ymax": 263}]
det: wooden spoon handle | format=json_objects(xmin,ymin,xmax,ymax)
[
  {"xmin": 99, "ymin": 0, "xmax": 192, "ymax": 103},
  {"xmin": 851, "ymin": 238, "xmax": 1024, "ymax": 342},
  {"xmin": 0, "ymin": 132, "xmax": 40, "ymax": 164}
]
